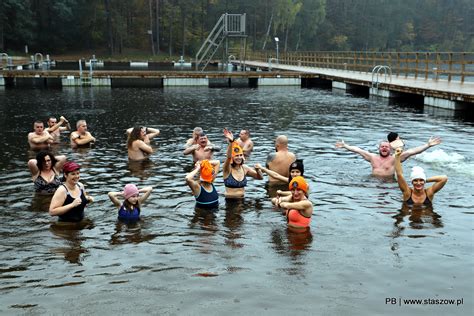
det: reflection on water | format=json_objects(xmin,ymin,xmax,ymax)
[
  {"xmin": 110, "ymin": 221, "xmax": 158, "ymax": 245},
  {"xmin": 49, "ymin": 220, "xmax": 94, "ymax": 264},
  {"xmin": 392, "ymin": 203, "xmax": 443, "ymax": 238},
  {"xmin": 223, "ymin": 199, "xmax": 245, "ymax": 249},
  {"xmin": 190, "ymin": 207, "xmax": 218, "ymax": 231},
  {"xmin": 30, "ymin": 194, "xmax": 52, "ymax": 212},
  {"xmin": 0, "ymin": 87, "xmax": 473, "ymax": 314},
  {"xmin": 127, "ymin": 159, "xmax": 156, "ymax": 179},
  {"xmin": 271, "ymin": 227, "xmax": 313, "ymax": 257}
]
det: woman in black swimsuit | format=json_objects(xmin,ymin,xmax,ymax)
[
  {"xmin": 28, "ymin": 151, "xmax": 66, "ymax": 195},
  {"xmin": 223, "ymin": 128, "xmax": 263, "ymax": 198},
  {"xmin": 49, "ymin": 161, "xmax": 94, "ymax": 222},
  {"xmin": 394, "ymin": 148, "xmax": 447, "ymax": 206}
]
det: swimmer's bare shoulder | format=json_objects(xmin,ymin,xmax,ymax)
[{"xmin": 266, "ymin": 152, "xmax": 277, "ymax": 168}]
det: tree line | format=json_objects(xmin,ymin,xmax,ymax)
[{"xmin": 1, "ymin": 0, "xmax": 472, "ymax": 57}]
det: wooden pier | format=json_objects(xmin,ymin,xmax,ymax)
[{"xmin": 1, "ymin": 51, "xmax": 473, "ymax": 110}]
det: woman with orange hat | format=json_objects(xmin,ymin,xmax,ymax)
[
  {"xmin": 272, "ymin": 176, "xmax": 313, "ymax": 230},
  {"xmin": 49, "ymin": 161, "xmax": 94, "ymax": 223},
  {"xmin": 186, "ymin": 159, "xmax": 220, "ymax": 208},
  {"xmin": 223, "ymin": 128, "xmax": 263, "ymax": 198},
  {"xmin": 108, "ymin": 184, "xmax": 153, "ymax": 221}
]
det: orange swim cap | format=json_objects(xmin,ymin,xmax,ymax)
[
  {"xmin": 289, "ymin": 176, "xmax": 309, "ymax": 194},
  {"xmin": 231, "ymin": 143, "xmax": 244, "ymax": 157},
  {"xmin": 200, "ymin": 160, "xmax": 214, "ymax": 183}
]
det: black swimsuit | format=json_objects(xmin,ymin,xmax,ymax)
[
  {"xmin": 59, "ymin": 184, "xmax": 88, "ymax": 222},
  {"xmin": 405, "ymin": 190, "xmax": 432, "ymax": 206}
]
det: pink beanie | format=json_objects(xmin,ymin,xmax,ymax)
[{"xmin": 123, "ymin": 184, "xmax": 139, "ymax": 199}]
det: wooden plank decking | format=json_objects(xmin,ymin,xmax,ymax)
[{"xmin": 234, "ymin": 60, "xmax": 474, "ymax": 103}]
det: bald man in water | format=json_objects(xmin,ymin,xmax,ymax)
[
  {"xmin": 266, "ymin": 135, "xmax": 296, "ymax": 183},
  {"xmin": 335, "ymin": 136, "xmax": 442, "ymax": 177}
]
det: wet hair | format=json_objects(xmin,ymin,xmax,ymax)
[
  {"xmin": 127, "ymin": 126, "xmax": 143, "ymax": 148},
  {"xmin": 34, "ymin": 120, "xmax": 44, "ymax": 127},
  {"xmin": 387, "ymin": 132, "xmax": 398, "ymax": 143},
  {"xmin": 288, "ymin": 159, "xmax": 304, "ymax": 183},
  {"xmin": 36, "ymin": 151, "xmax": 57, "ymax": 171}
]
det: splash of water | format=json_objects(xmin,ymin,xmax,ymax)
[{"xmin": 415, "ymin": 149, "xmax": 474, "ymax": 177}]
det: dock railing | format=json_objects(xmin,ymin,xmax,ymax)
[{"xmin": 246, "ymin": 51, "xmax": 474, "ymax": 83}]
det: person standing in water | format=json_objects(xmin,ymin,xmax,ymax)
[
  {"xmin": 47, "ymin": 116, "xmax": 71, "ymax": 143},
  {"xmin": 108, "ymin": 184, "xmax": 153, "ymax": 222},
  {"xmin": 272, "ymin": 176, "xmax": 313, "ymax": 231},
  {"xmin": 28, "ymin": 121, "xmax": 54, "ymax": 150},
  {"xmin": 186, "ymin": 159, "xmax": 220, "ymax": 209},
  {"xmin": 49, "ymin": 161, "xmax": 94, "ymax": 223},
  {"xmin": 335, "ymin": 136, "xmax": 442, "ymax": 177},
  {"xmin": 266, "ymin": 135, "xmax": 296, "ymax": 183},
  {"xmin": 28, "ymin": 151, "xmax": 66, "ymax": 195},
  {"xmin": 126, "ymin": 126, "xmax": 160, "ymax": 145},
  {"xmin": 183, "ymin": 132, "xmax": 219, "ymax": 162},
  {"xmin": 394, "ymin": 147, "xmax": 447, "ymax": 206},
  {"xmin": 223, "ymin": 128, "xmax": 263, "ymax": 198},
  {"xmin": 70, "ymin": 120, "xmax": 96, "ymax": 148},
  {"xmin": 257, "ymin": 159, "xmax": 305, "ymax": 196},
  {"xmin": 127, "ymin": 126, "xmax": 156, "ymax": 161},
  {"xmin": 236, "ymin": 129, "xmax": 254, "ymax": 159}
]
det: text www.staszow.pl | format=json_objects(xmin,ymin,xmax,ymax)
[{"xmin": 385, "ymin": 297, "xmax": 464, "ymax": 306}]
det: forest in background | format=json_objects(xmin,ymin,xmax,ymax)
[{"xmin": 1, "ymin": 0, "xmax": 473, "ymax": 58}]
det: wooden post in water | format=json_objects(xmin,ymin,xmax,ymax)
[{"xmin": 461, "ymin": 52, "xmax": 465, "ymax": 83}]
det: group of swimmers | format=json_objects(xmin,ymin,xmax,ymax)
[{"xmin": 27, "ymin": 116, "xmax": 447, "ymax": 230}]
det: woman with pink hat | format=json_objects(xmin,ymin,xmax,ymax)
[
  {"xmin": 108, "ymin": 184, "xmax": 153, "ymax": 221},
  {"xmin": 49, "ymin": 161, "xmax": 94, "ymax": 223}
]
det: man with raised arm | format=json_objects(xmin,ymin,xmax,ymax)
[
  {"xmin": 335, "ymin": 136, "xmax": 442, "ymax": 177},
  {"xmin": 47, "ymin": 115, "xmax": 71, "ymax": 143},
  {"xmin": 70, "ymin": 120, "xmax": 96, "ymax": 148},
  {"xmin": 266, "ymin": 135, "xmax": 296, "ymax": 183},
  {"xmin": 28, "ymin": 121, "xmax": 54, "ymax": 150}
]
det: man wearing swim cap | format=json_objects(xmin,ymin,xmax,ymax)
[
  {"xmin": 265, "ymin": 135, "xmax": 296, "ymax": 183},
  {"xmin": 335, "ymin": 136, "xmax": 442, "ymax": 177}
]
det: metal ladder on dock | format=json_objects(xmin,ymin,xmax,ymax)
[
  {"xmin": 195, "ymin": 13, "xmax": 246, "ymax": 71},
  {"xmin": 371, "ymin": 65, "xmax": 392, "ymax": 88}
]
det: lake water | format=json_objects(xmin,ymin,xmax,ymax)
[{"xmin": 0, "ymin": 86, "xmax": 473, "ymax": 315}]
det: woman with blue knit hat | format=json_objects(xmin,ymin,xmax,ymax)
[{"xmin": 394, "ymin": 148, "xmax": 447, "ymax": 206}]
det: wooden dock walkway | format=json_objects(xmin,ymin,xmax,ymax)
[{"xmin": 233, "ymin": 60, "xmax": 474, "ymax": 108}]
